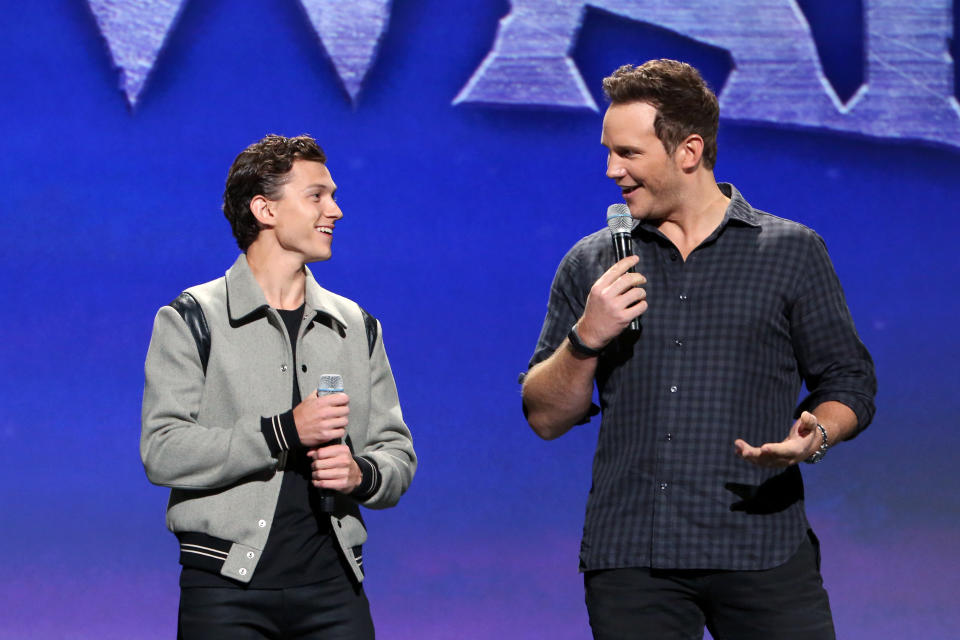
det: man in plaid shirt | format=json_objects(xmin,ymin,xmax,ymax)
[{"xmin": 522, "ymin": 60, "xmax": 876, "ymax": 640}]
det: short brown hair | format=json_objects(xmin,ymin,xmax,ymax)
[
  {"xmin": 222, "ymin": 134, "xmax": 327, "ymax": 250},
  {"xmin": 602, "ymin": 60, "xmax": 719, "ymax": 169}
]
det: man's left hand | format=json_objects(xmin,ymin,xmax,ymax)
[
  {"xmin": 734, "ymin": 411, "xmax": 820, "ymax": 467},
  {"xmin": 308, "ymin": 445, "xmax": 362, "ymax": 493}
]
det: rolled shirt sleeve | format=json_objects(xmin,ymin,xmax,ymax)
[{"xmin": 790, "ymin": 232, "xmax": 877, "ymax": 435}]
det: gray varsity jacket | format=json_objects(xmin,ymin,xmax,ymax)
[{"xmin": 141, "ymin": 254, "xmax": 416, "ymax": 584}]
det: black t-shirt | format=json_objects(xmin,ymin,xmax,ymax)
[{"xmin": 180, "ymin": 304, "xmax": 343, "ymax": 588}]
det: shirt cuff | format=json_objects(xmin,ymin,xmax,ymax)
[
  {"xmin": 796, "ymin": 391, "xmax": 875, "ymax": 438},
  {"xmin": 260, "ymin": 410, "xmax": 302, "ymax": 457},
  {"xmin": 349, "ymin": 455, "xmax": 381, "ymax": 500}
]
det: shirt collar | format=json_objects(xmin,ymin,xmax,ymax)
[
  {"xmin": 633, "ymin": 182, "xmax": 760, "ymax": 238},
  {"xmin": 718, "ymin": 182, "xmax": 761, "ymax": 228}
]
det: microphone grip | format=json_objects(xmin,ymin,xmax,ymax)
[
  {"xmin": 316, "ymin": 375, "xmax": 344, "ymax": 513},
  {"xmin": 318, "ymin": 491, "xmax": 337, "ymax": 514},
  {"xmin": 612, "ymin": 233, "xmax": 634, "ymax": 260},
  {"xmin": 612, "ymin": 233, "xmax": 641, "ymax": 332},
  {"xmin": 316, "ymin": 435, "xmax": 339, "ymax": 514}
]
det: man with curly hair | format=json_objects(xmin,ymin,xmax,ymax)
[{"xmin": 142, "ymin": 134, "xmax": 416, "ymax": 639}]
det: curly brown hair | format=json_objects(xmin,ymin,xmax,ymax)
[
  {"xmin": 602, "ymin": 60, "xmax": 719, "ymax": 169},
  {"xmin": 222, "ymin": 134, "xmax": 327, "ymax": 250}
]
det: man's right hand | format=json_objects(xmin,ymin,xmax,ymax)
[
  {"xmin": 292, "ymin": 391, "xmax": 349, "ymax": 448},
  {"xmin": 576, "ymin": 255, "xmax": 647, "ymax": 350}
]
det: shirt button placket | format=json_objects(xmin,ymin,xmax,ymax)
[{"xmin": 657, "ymin": 256, "xmax": 683, "ymax": 520}]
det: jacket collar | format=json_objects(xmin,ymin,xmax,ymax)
[{"xmin": 225, "ymin": 254, "xmax": 349, "ymax": 329}]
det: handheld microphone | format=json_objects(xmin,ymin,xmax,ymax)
[
  {"xmin": 316, "ymin": 373, "xmax": 344, "ymax": 513},
  {"xmin": 317, "ymin": 374, "xmax": 344, "ymax": 397},
  {"xmin": 606, "ymin": 204, "xmax": 641, "ymax": 332}
]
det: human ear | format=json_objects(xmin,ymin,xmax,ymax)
[
  {"xmin": 249, "ymin": 194, "xmax": 275, "ymax": 227},
  {"xmin": 678, "ymin": 134, "xmax": 704, "ymax": 171}
]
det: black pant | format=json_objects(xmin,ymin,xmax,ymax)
[
  {"xmin": 584, "ymin": 532, "xmax": 835, "ymax": 640},
  {"xmin": 178, "ymin": 572, "xmax": 374, "ymax": 639}
]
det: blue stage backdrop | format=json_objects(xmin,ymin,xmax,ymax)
[{"xmin": 2, "ymin": 1, "xmax": 958, "ymax": 638}]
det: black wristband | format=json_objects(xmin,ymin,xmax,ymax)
[{"xmin": 568, "ymin": 324, "xmax": 603, "ymax": 357}]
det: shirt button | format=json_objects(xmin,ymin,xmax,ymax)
[
  {"xmin": 659, "ymin": 482, "xmax": 668, "ymax": 490},
  {"xmin": 258, "ymin": 519, "xmax": 267, "ymax": 528},
  {"xmin": 301, "ymin": 364, "xmax": 308, "ymax": 372},
  {"xmin": 670, "ymin": 252, "xmax": 678, "ymax": 261},
  {"xmin": 674, "ymin": 338, "xmax": 683, "ymax": 346},
  {"xmin": 665, "ymin": 433, "xmax": 672, "ymax": 441},
  {"xmin": 238, "ymin": 568, "xmax": 248, "ymax": 576},
  {"xmin": 280, "ymin": 364, "xmax": 288, "ymax": 373},
  {"xmin": 669, "ymin": 385, "xmax": 678, "ymax": 393},
  {"xmin": 246, "ymin": 551, "xmax": 255, "ymax": 559},
  {"xmin": 679, "ymin": 294, "xmax": 688, "ymax": 301}
]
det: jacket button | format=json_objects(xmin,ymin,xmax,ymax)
[
  {"xmin": 246, "ymin": 551, "xmax": 255, "ymax": 559},
  {"xmin": 280, "ymin": 364, "xmax": 288, "ymax": 373},
  {"xmin": 238, "ymin": 568, "xmax": 247, "ymax": 576},
  {"xmin": 258, "ymin": 519, "xmax": 267, "ymax": 528}
]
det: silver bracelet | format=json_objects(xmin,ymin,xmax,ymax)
[{"xmin": 804, "ymin": 422, "xmax": 830, "ymax": 464}]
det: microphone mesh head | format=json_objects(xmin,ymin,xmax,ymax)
[
  {"xmin": 606, "ymin": 204, "xmax": 635, "ymax": 234},
  {"xmin": 317, "ymin": 374, "xmax": 344, "ymax": 395}
]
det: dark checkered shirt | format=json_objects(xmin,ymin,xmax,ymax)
[{"xmin": 527, "ymin": 184, "xmax": 876, "ymax": 572}]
